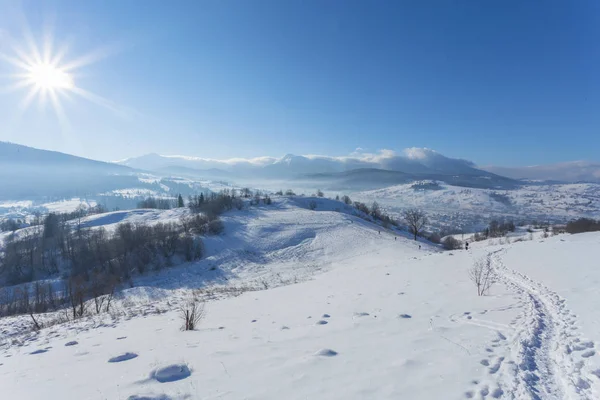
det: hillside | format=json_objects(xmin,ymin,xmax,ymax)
[
  {"xmin": 0, "ymin": 142, "xmax": 137, "ymax": 199},
  {"xmin": 353, "ymin": 181, "xmax": 600, "ymax": 231},
  {"xmin": 1, "ymin": 199, "xmax": 599, "ymax": 399}
]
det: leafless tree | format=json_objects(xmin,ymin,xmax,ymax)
[
  {"xmin": 469, "ymin": 257, "xmax": 496, "ymax": 296},
  {"xmin": 403, "ymin": 209, "xmax": 428, "ymax": 241},
  {"xmin": 181, "ymin": 298, "xmax": 205, "ymax": 331}
]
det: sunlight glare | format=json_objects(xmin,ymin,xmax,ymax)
[{"xmin": 28, "ymin": 62, "xmax": 74, "ymax": 90}]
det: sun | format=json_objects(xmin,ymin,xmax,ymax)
[
  {"xmin": 0, "ymin": 24, "xmax": 126, "ymax": 127},
  {"xmin": 27, "ymin": 62, "xmax": 74, "ymax": 90}
]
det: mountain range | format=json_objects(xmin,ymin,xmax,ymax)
[{"xmin": 2, "ymin": 141, "xmax": 600, "ymax": 200}]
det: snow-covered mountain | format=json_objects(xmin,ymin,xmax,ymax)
[
  {"xmin": 118, "ymin": 148, "xmax": 499, "ymax": 180},
  {"xmin": 481, "ymin": 161, "xmax": 600, "ymax": 183},
  {"xmin": 0, "ymin": 141, "xmax": 138, "ymax": 200}
]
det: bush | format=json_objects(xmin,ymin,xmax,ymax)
[
  {"xmin": 469, "ymin": 256, "xmax": 496, "ymax": 296},
  {"xmin": 308, "ymin": 200, "xmax": 317, "ymax": 210},
  {"xmin": 566, "ymin": 218, "xmax": 600, "ymax": 234},
  {"xmin": 427, "ymin": 233, "xmax": 442, "ymax": 244},
  {"xmin": 442, "ymin": 236, "xmax": 462, "ymax": 250},
  {"xmin": 180, "ymin": 299, "xmax": 205, "ymax": 331}
]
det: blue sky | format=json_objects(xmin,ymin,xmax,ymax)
[{"xmin": 0, "ymin": 0, "xmax": 598, "ymax": 166}]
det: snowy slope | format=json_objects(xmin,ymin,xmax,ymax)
[
  {"xmin": 1, "ymin": 201, "xmax": 600, "ymax": 400},
  {"xmin": 354, "ymin": 181, "xmax": 600, "ymax": 230}
]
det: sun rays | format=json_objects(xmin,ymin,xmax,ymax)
[{"xmin": 0, "ymin": 22, "xmax": 128, "ymax": 130}]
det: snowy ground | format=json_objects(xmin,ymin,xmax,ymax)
[
  {"xmin": 1, "ymin": 199, "xmax": 600, "ymax": 399},
  {"xmin": 354, "ymin": 181, "xmax": 600, "ymax": 231}
]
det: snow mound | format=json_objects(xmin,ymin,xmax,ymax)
[
  {"xmin": 314, "ymin": 348, "xmax": 338, "ymax": 357},
  {"xmin": 151, "ymin": 364, "xmax": 191, "ymax": 383},
  {"xmin": 108, "ymin": 352, "xmax": 138, "ymax": 363}
]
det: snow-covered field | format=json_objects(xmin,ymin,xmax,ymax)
[
  {"xmin": 354, "ymin": 181, "xmax": 600, "ymax": 231},
  {"xmin": 1, "ymin": 199, "xmax": 600, "ymax": 399}
]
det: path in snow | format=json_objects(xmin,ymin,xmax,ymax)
[{"xmin": 474, "ymin": 250, "xmax": 600, "ymax": 400}]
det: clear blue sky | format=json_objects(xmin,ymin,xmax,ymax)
[{"xmin": 0, "ymin": 0, "xmax": 598, "ymax": 166}]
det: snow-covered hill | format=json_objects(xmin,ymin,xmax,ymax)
[
  {"xmin": 1, "ymin": 198, "xmax": 599, "ymax": 399},
  {"xmin": 354, "ymin": 181, "xmax": 600, "ymax": 230},
  {"xmin": 482, "ymin": 161, "xmax": 600, "ymax": 183}
]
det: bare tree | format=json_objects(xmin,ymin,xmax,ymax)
[
  {"xmin": 469, "ymin": 257, "xmax": 496, "ymax": 296},
  {"xmin": 403, "ymin": 209, "xmax": 428, "ymax": 241},
  {"xmin": 316, "ymin": 189, "xmax": 324, "ymax": 198},
  {"xmin": 181, "ymin": 298, "xmax": 205, "ymax": 331}
]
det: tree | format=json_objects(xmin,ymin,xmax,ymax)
[
  {"xmin": 177, "ymin": 194, "xmax": 185, "ymax": 208},
  {"xmin": 341, "ymin": 195, "xmax": 352, "ymax": 205},
  {"xmin": 308, "ymin": 200, "xmax": 317, "ymax": 210},
  {"xmin": 335, "ymin": 195, "xmax": 340, "ymax": 201},
  {"xmin": 316, "ymin": 189, "xmax": 324, "ymax": 197},
  {"xmin": 370, "ymin": 201, "xmax": 381, "ymax": 219},
  {"xmin": 403, "ymin": 209, "xmax": 428, "ymax": 241}
]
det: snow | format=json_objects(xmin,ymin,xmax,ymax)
[
  {"xmin": 1, "ymin": 198, "xmax": 600, "ymax": 399},
  {"xmin": 354, "ymin": 181, "xmax": 600, "ymax": 230}
]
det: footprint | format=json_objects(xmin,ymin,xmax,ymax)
[
  {"xmin": 280, "ymin": 326, "xmax": 290, "ymax": 330},
  {"xmin": 575, "ymin": 378, "xmax": 590, "ymax": 390},
  {"xmin": 117, "ymin": 336, "xmax": 127, "ymax": 340},
  {"xmin": 480, "ymin": 359, "xmax": 490, "ymax": 366},
  {"xmin": 489, "ymin": 357, "xmax": 504, "ymax": 374},
  {"xmin": 354, "ymin": 312, "xmax": 370, "ymax": 317},
  {"xmin": 151, "ymin": 364, "xmax": 191, "ymax": 383},
  {"xmin": 485, "ymin": 348, "xmax": 494, "ymax": 353},
  {"xmin": 127, "ymin": 396, "xmax": 173, "ymax": 400},
  {"xmin": 480, "ymin": 386, "xmax": 489, "ymax": 397},
  {"xmin": 464, "ymin": 391, "xmax": 474, "ymax": 398},
  {"xmin": 398, "ymin": 314, "xmax": 412, "ymax": 319},
  {"xmin": 30, "ymin": 349, "xmax": 48, "ymax": 355},
  {"xmin": 314, "ymin": 348, "xmax": 338, "ymax": 357},
  {"xmin": 315, "ymin": 320, "xmax": 328, "ymax": 325},
  {"xmin": 496, "ymin": 332, "xmax": 507, "ymax": 340},
  {"xmin": 108, "ymin": 352, "xmax": 138, "ymax": 363},
  {"xmin": 582, "ymin": 350, "xmax": 595, "ymax": 358},
  {"xmin": 573, "ymin": 341, "xmax": 594, "ymax": 351},
  {"xmin": 591, "ymin": 369, "xmax": 600, "ymax": 379},
  {"xmin": 322, "ymin": 314, "xmax": 331, "ymax": 318},
  {"xmin": 491, "ymin": 387, "xmax": 504, "ymax": 398},
  {"xmin": 65, "ymin": 341, "xmax": 78, "ymax": 347},
  {"xmin": 251, "ymin": 320, "xmax": 257, "ymax": 323}
]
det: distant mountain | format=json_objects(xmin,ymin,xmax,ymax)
[
  {"xmin": 300, "ymin": 168, "xmax": 519, "ymax": 190},
  {"xmin": 157, "ymin": 166, "xmax": 233, "ymax": 179},
  {"xmin": 481, "ymin": 161, "xmax": 600, "ymax": 183},
  {"xmin": 119, "ymin": 148, "xmax": 501, "ymax": 181},
  {"xmin": 0, "ymin": 142, "xmax": 138, "ymax": 199}
]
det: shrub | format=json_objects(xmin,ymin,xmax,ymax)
[
  {"xmin": 566, "ymin": 218, "xmax": 600, "ymax": 234},
  {"xmin": 308, "ymin": 200, "xmax": 317, "ymax": 210},
  {"xmin": 469, "ymin": 257, "xmax": 496, "ymax": 296},
  {"xmin": 181, "ymin": 299, "xmax": 205, "ymax": 331},
  {"xmin": 442, "ymin": 236, "xmax": 462, "ymax": 250}
]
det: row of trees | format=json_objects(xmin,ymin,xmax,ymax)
[{"xmin": 566, "ymin": 218, "xmax": 600, "ymax": 234}]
